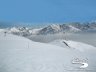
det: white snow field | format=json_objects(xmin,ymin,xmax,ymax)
[
  {"xmin": 0, "ymin": 32, "xmax": 96, "ymax": 72},
  {"xmin": 50, "ymin": 40, "xmax": 96, "ymax": 52}
]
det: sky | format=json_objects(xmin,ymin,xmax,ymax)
[{"xmin": 0, "ymin": 0, "xmax": 96, "ymax": 23}]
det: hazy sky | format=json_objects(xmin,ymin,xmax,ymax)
[{"xmin": 0, "ymin": 0, "xmax": 96, "ymax": 23}]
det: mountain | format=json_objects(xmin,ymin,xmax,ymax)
[
  {"xmin": 0, "ymin": 21, "xmax": 96, "ymax": 36},
  {"xmin": 0, "ymin": 32, "xmax": 96, "ymax": 72},
  {"xmin": 8, "ymin": 27, "xmax": 31, "ymax": 36},
  {"xmin": 37, "ymin": 22, "xmax": 96, "ymax": 35}
]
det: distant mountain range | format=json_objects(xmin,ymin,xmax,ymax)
[{"xmin": 0, "ymin": 21, "xmax": 96, "ymax": 36}]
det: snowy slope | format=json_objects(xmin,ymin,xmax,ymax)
[
  {"xmin": 0, "ymin": 33, "xmax": 96, "ymax": 72},
  {"xmin": 0, "ymin": 29, "xmax": 7, "ymax": 33},
  {"xmin": 49, "ymin": 40, "xmax": 96, "ymax": 52}
]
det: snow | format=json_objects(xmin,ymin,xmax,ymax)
[
  {"xmin": 50, "ymin": 40, "xmax": 96, "ymax": 52},
  {"xmin": 0, "ymin": 29, "xmax": 7, "ymax": 33},
  {"xmin": 68, "ymin": 25, "xmax": 81, "ymax": 32},
  {"xmin": 10, "ymin": 27, "xmax": 20, "ymax": 32},
  {"xmin": 64, "ymin": 40, "xmax": 96, "ymax": 52},
  {"xmin": 29, "ymin": 28, "xmax": 42, "ymax": 34},
  {"xmin": 0, "ymin": 32, "xmax": 96, "ymax": 72},
  {"xmin": 50, "ymin": 24, "xmax": 61, "ymax": 31}
]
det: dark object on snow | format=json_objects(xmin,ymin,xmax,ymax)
[
  {"xmin": 4, "ymin": 31, "xmax": 7, "ymax": 36},
  {"xmin": 63, "ymin": 41, "xmax": 70, "ymax": 48}
]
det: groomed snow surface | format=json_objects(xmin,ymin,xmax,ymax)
[{"xmin": 0, "ymin": 32, "xmax": 96, "ymax": 72}]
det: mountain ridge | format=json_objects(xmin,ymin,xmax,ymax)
[{"xmin": 0, "ymin": 21, "xmax": 96, "ymax": 36}]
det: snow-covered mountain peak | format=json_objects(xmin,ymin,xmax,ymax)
[
  {"xmin": 49, "ymin": 24, "xmax": 61, "ymax": 31},
  {"xmin": 0, "ymin": 22, "xmax": 96, "ymax": 35},
  {"xmin": 10, "ymin": 27, "xmax": 20, "ymax": 32}
]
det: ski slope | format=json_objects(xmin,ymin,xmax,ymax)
[
  {"xmin": 0, "ymin": 32, "xmax": 96, "ymax": 72},
  {"xmin": 50, "ymin": 40, "xmax": 96, "ymax": 52}
]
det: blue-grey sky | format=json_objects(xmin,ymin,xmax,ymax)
[{"xmin": 0, "ymin": 0, "xmax": 96, "ymax": 23}]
